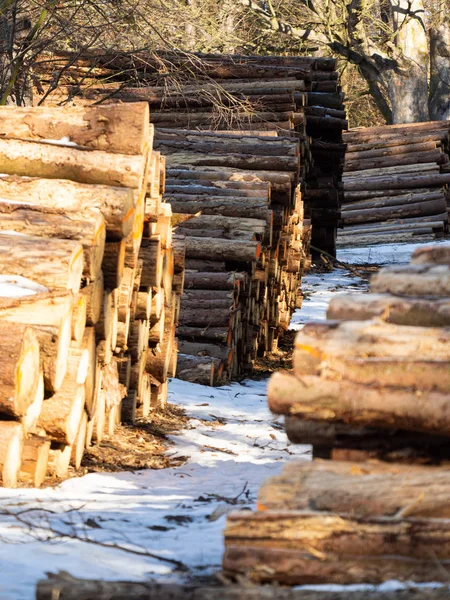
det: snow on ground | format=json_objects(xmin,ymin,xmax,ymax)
[
  {"xmin": 0, "ymin": 241, "xmax": 435, "ymax": 599},
  {"xmin": 337, "ymin": 237, "xmax": 448, "ymax": 266}
]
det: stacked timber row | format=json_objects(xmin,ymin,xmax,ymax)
[
  {"xmin": 223, "ymin": 240, "xmax": 450, "ymax": 585},
  {"xmin": 33, "ymin": 50, "xmax": 347, "ymax": 256},
  {"xmin": 339, "ymin": 121, "xmax": 450, "ymax": 246},
  {"xmin": 0, "ymin": 102, "xmax": 181, "ymax": 488},
  {"xmin": 157, "ymin": 129, "xmax": 309, "ymax": 382}
]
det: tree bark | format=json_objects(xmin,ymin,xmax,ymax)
[
  {"xmin": 268, "ymin": 370, "xmax": 450, "ymax": 436},
  {"xmin": 327, "ymin": 293, "xmax": 450, "ymax": 327}
]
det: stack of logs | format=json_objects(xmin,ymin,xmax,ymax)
[
  {"xmin": 223, "ymin": 240, "xmax": 450, "ymax": 585},
  {"xmin": 33, "ymin": 50, "xmax": 347, "ymax": 257},
  {"xmin": 0, "ymin": 102, "xmax": 183, "ymax": 488},
  {"xmin": 340, "ymin": 121, "xmax": 450, "ymax": 246},
  {"xmin": 158, "ymin": 128, "xmax": 309, "ymax": 382}
]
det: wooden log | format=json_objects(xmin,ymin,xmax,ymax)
[
  {"xmin": 76, "ymin": 328, "xmax": 97, "ymax": 418},
  {"xmin": 0, "ymin": 322, "xmax": 40, "ymax": 417},
  {"xmin": 345, "ymin": 140, "xmax": 440, "ymax": 160},
  {"xmin": 169, "ymin": 196, "xmax": 269, "ymax": 220},
  {"xmin": 0, "ymin": 422, "xmax": 24, "ymax": 487},
  {"xmin": 37, "ymin": 378, "xmax": 85, "ymax": 444},
  {"xmin": 19, "ymin": 434, "xmax": 50, "ymax": 487},
  {"xmin": 0, "ymin": 209, "xmax": 105, "ymax": 280},
  {"xmin": 47, "ymin": 443, "xmax": 72, "ymax": 478},
  {"xmin": 22, "ymin": 370, "xmax": 44, "ymax": 433},
  {"xmin": 0, "ymin": 176, "xmax": 135, "ymax": 240},
  {"xmin": 371, "ymin": 264, "xmax": 450, "ymax": 296},
  {"xmin": 70, "ymin": 412, "xmax": 88, "ymax": 470},
  {"xmin": 0, "ymin": 233, "xmax": 84, "ymax": 293},
  {"xmin": 34, "ymin": 574, "xmax": 450, "ymax": 600},
  {"xmin": 185, "ymin": 237, "xmax": 261, "ymax": 262},
  {"xmin": 102, "ymin": 240, "xmax": 125, "ymax": 290},
  {"xmin": 35, "ymin": 317, "xmax": 72, "ymax": 393},
  {"xmin": 0, "ymin": 138, "xmax": 147, "ymax": 188},
  {"xmin": 184, "ymin": 272, "xmax": 243, "ymax": 290},
  {"xmin": 71, "ymin": 293, "xmax": 87, "ymax": 343},
  {"xmin": 177, "ymin": 326, "xmax": 232, "ymax": 345},
  {"xmin": 341, "ymin": 190, "xmax": 445, "ymax": 211},
  {"xmin": 0, "ymin": 290, "xmax": 72, "ymax": 328},
  {"xmin": 258, "ymin": 459, "xmax": 450, "ymax": 517},
  {"xmin": 139, "ymin": 237, "xmax": 163, "ymax": 287},
  {"xmin": 341, "ymin": 198, "xmax": 448, "ymax": 225},
  {"xmin": 0, "ymin": 103, "xmax": 150, "ymax": 154},
  {"xmin": 80, "ymin": 273, "xmax": 104, "ymax": 326},
  {"xmin": 223, "ymin": 510, "xmax": 450, "ymax": 584},
  {"xmin": 327, "ymin": 293, "xmax": 450, "ymax": 327},
  {"xmin": 178, "ymin": 307, "xmax": 233, "ymax": 327},
  {"xmin": 176, "ymin": 354, "xmax": 217, "ymax": 386},
  {"xmin": 344, "ymin": 148, "xmax": 447, "ymax": 172},
  {"xmin": 293, "ymin": 319, "xmax": 450, "ymax": 370},
  {"xmin": 411, "ymin": 242, "xmax": 450, "ymax": 265},
  {"xmin": 268, "ymin": 370, "xmax": 450, "ymax": 436},
  {"xmin": 343, "ymin": 172, "xmax": 450, "ymax": 192},
  {"xmin": 178, "ymin": 340, "xmax": 232, "ymax": 362}
]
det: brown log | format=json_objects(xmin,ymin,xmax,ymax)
[
  {"xmin": 176, "ymin": 353, "xmax": 218, "ymax": 386},
  {"xmin": 71, "ymin": 293, "xmax": 87, "ymax": 343},
  {"xmin": 102, "ymin": 240, "xmax": 125, "ymax": 290},
  {"xmin": 223, "ymin": 510, "xmax": 450, "ymax": 584},
  {"xmin": 258, "ymin": 459, "xmax": 450, "ymax": 517},
  {"xmin": 139, "ymin": 236, "xmax": 163, "ymax": 287},
  {"xmin": 293, "ymin": 319, "xmax": 450, "ymax": 371},
  {"xmin": 0, "ymin": 138, "xmax": 147, "ymax": 188},
  {"xmin": 268, "ymin": 370, "xmax": 450, "ymax": 436},
  {"xmin": 0, "ymin": 322, "xmax": 40, "ymax": 417},
  {"xmin": 35, "ymin": 317, "xmax": 72, "ymax": 393},
  {"xmin": 341, "ymin": 198, "xmax": 448, "ymax": 225},
  {"xmin": 327, "ymin": 293, "xmax": 450, "ymax": 327},
  {"xmin": 70, "ymin": 412, "xmax": 88, "ymax": 469},
  {"xmin": 371, "ymin": 264, "xmax": 450, "ymax": 296},
  {"xmin": 80, "ymin": 273, "xmax": 104, "ymax": 326},
  {"xmin": 178, "ymin": 340, "xmax": 232, "ymax": 362},
  {"xmin": 22, "ymin": 370, "xmax": 44, "ymax": 433},
  {"xmin": 34, "ymin": 573, "xmax": 450, "ymax": 600},
  {"xmin": 411, "ymin": 242, "xmax": 450, "ymax": 265},
  {"xmin": 343, "ymin": 172, "xmax": 450, "ymax": 192},
  {"xmin": 177, "ymin": 326, "xmax": 232, "ymax": 345},
  {"xmin": 178, "ymin": 307, "xmax": 233, "ymax": 327},
  {"xmin": 47, "ymin": 443, "xmax": 72, "ymax": 478},
  {"xmin": 19, "ymin": 434, "xmax": 50, "ymax": 487},
  {"xmin": 341, "ymin": 190, "xmax": 445, "ymax": 211},
  {"xmin": 0, "ymin": 421, "xmax": 24, "ymax": 487},
  {"xmin": 185, "ymin": 237, "xmax": 261, "ymax": 262},
  {"xmin": 0, "ymin": 175, "xmax": 135, "ymax": 240},
  {"xmin": 0, "ymin": 103, "xmax": 150, "ymax": 154},
  {"xmin": 38, "ymin": 378, "xmax": 85, "ymax": 444},
  {"xmin": 0, "ymin": 209, "xmax": 105, "ymax": 280},
  {"xmin": 344, "ymin": 148, "xmax": 447, "ymax": 172},
  {"xmin": 169, "ymin": 196, "xmax": 269, "ymax": 220},
  {"xmin": 184, "ymin": 271, "xmax": 244, "ymax": 290},
  {"xmin": 0, "ymin": 233, "xmax": 84, "ymax": 293}
]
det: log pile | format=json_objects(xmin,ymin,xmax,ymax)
[
  {"xmin": 33, "ymin": 50, "xmax": 346, "ymax": 256},
  {"xmin": 223, "ymin": 240, "xmax": 450, "ymax": 585},
  {"xmin": 158, "ymin": 129, "xmax": 309, "ymax": 382},
  {"xmin": 0, "ymin": 102, "xmax": 181, "ymax": 488},
  {"xmin": 340, "ymin": 121, "xmax": 450, "ymax": 246}
]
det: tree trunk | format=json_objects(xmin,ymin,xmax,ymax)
[
  {"xmin": 268, "ymin": 370, "xmax": 450, "ymax": 436},
  {"xmin": 429, "ymin": 20, "xmax": 450, "ymax": 120}
]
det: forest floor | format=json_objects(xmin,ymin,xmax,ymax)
[{"xmin": 0, "ymin": 241, "xmax": 437, "ymax": 600}]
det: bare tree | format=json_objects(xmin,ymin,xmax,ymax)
[{"xmin": 239, "ymin": 0, "xmax": 450, "ymax": 123}]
